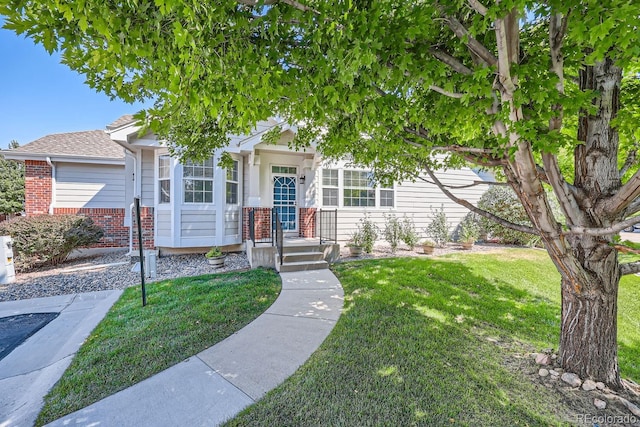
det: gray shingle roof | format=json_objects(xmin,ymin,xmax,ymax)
[
  {"xmin": 8, "ymin": 130, "xmax": 124, "ymax": 159},
  {"xmin": 106, "ymin": 114, "xmax": 136, "ymax": 130}
]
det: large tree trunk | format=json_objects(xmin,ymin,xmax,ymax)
[{"xmin": 559, "ymin": 235, "xmax": 622, "ymax": 389}]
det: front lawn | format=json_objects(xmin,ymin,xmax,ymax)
[
  {"xmin": 36, "ymin": 268, "xmax": 281, "ymax": 426},
  {"xmin": 226, "ymin": 249, "xmax": 640, "ymax": 426}
]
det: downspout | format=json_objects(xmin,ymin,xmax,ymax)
[{"xmin": 45, "ymin": 157, "xmax": 55, "ymax": 214}]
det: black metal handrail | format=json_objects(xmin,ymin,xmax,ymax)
[
  {"xmin": 249, "ymin": 208, "xmax": 274, "ymax": 246},
  {"xmin": 249, "ymin": 208, "xmax": 256, "ymax": 247},
  {"xmin": 318, "ymin": 209, "xmax": 338, "ymax": 244},
  {"xmin": 274, "ymin": 208, "xmax": 284, "ymax": 265}
]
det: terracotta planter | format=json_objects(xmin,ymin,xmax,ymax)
[
  {"xmin": 461, "ymin": 242, "xmax": 473, "ymax": 250},
  {"xmin": 206, "ymin": 255, "xmax": 227, "ymax": 268},
  {"xmin": 422, "ymin": 245, "xmax": 435, "ymax": 255},
  {"xmin": 349, "ymin": 246, "xmax": 363, "ymax": 257}
]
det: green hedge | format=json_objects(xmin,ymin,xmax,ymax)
[{"xmin": 0, "ymin": 215, "xmax": 104, "ymax": 271}]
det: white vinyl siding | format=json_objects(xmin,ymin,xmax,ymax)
[
  {"xmin": 225, "ymin": 209, "xmax": 240, "ymax": 236},
  {"xmin": 55, "ymin": 163, "xmax": 125, "ymax": 208},
  {"xmin": 180, "ymin": 210, "xmax": 216, "ymax": 237},
  {"xmin": 141, "ymin": 150, "xmax": 155, "ymax": 206},
  {"xmin": 157, "ymin": 210, "xmax": 172, "ymax": 237}
]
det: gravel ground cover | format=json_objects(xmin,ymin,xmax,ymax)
[{"xmin": 0, "ymin": 251, "xmax": 250, "ymax": 302}]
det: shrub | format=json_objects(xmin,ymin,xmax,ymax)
[
  {"xmin": 459, "ymin": 213, "xmax": 480, "ymax": 243},
  {"xmin": 383, "ymin": 213, "xmax": 403, "ymax": 253},
  {"xmin": 357, "ymin": 214, "xmax": 378, "ymax": 254},
  {"xmin": 425, "ymin": 205, "xmax": 450, "ymax": 248},
  {"xmin": 401, "ymin": 215, "xmax": 420, "ymax": 250},
  {"xmin": 477, "ymin": 186, "xmax": 548, "ymax": 246},
  {"xmin": 0, "ymin": 215, "xmax": 104, "ymax": 271}
]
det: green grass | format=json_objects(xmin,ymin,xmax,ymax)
[
  {"xmin": 226, "ymin": 249, "xmax": 640, "ymax": 427},
  {"xmin": 36, "ymin": 268, "xmax": 281, "ymax": 426}
]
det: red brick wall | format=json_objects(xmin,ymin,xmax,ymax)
[
  {"xmin": 54, "ymin": 208, "xmax": 130, "ymax": 248},
  {"xmin": 299, "ymin": 208, "xmax": 316, "ymax": 238},
  {"xmin": 243, "ymin": 207, "xmax": 273, "ymax": 241},
  {"xmin": 25, "ymin": 160, "xmax": 52, "ymax": 215},
  {"xmin": 132, "ymin": 207, "xmax": 155, "ymax": 250}
]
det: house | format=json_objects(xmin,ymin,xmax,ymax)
[{"xmin": 4, "ymin": 115, "xmax": 488, "ymax": 265}]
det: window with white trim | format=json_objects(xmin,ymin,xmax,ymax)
[
  {"xmin": 343, "ymin": 170, "xmax": 375, "ymax": 207},
  {"xmin": 322, "ymin": 169, "xmax": 338, "ymax": 206},
  {"xmin": 226, "ymin": 160, "xmax": 239, "ymax": 205},
  {"xmin": 183, "ymin": 157, "xmax": 214, "ymax": 203},
  {"xmin": 158, "ymin": 155, "xmax": 171, "ymax": 204},
  {"xmin": 380, "ymin": 183, "xmax": 394, "ymax": 207}
]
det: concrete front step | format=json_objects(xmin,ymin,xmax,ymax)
[
  {"xmin": 282, "ymin": 245, "xmax": 323, "ymax": 254},
  {"xmin": 282, "ymin": 251, "xmax": 325, "ymax": 263},
  {"xmin": 277, "ymin": 260, "xmax": 328, "ymax": 273}
]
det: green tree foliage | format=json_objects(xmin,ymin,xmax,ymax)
[
  {"xmin": 0, "ymin": 140, "xmax": 24, "ymax": 215},
  {"xmin": 2, "ymin": 0, "xmax": 639, "ymax": 388}
]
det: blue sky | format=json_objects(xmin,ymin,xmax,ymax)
[{"xmin": 0, "ymin": 20, "xmax": 149, "ymax": 149}]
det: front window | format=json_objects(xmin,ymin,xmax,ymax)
[
  {"xmin": 226, "ymin": 160, "xmax": 239, "ymax": 205},
  {"xmin": 183, "ymin": 157, "xmax": 214, "ymax": 203},
  {"xmin": 343, "ymin": 170, "xmax": 375, "ymax": 207},
  {"xmin": 322, "ymin": 169, "xmax": 339, "ymax": 206},
  {"xmin": 380, "ymin": 184, "xmax": 394, "ymax": 207},
  {"xmin": 158, "ymin": 155, "xmax": 171, "ymax": 204}
]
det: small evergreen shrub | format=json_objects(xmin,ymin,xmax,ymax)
[
  {"xmin": 401, "ymin": 215, "xmax": 420, "ymax": 250},
  {"xmin": 459, "ymin": 213, "xmax": 480, "ymax": 243},
  {"xmin": 425, "ymin": 205, "xmax": 450, "ymax": 248},
  {"xmin": 0, "ymin": 215, "xmax": 104, "ymax": 271},
  {"xmin": 383, "ymin": 213, "xmax": 403, "ymax": 253}
]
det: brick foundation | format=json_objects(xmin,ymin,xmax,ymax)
[
  {"xmin": 132, "ymin": 207, "xmax": 155, "ymax": 250},
  {"xmin": 25, "ymin": 160, "xmax": 52, "ymax": 215},
  {"xmin": 54, "ymin": 208, "xmax": 130, "ymax": 248},
  {"xmin": 243, "ymin": 207, "xmax": 273, "ymax": 241},
  {"xmin": 299, "ymin": 208, "xmax": 317, "ymax": 238}
]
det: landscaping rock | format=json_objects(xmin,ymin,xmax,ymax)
[
  {"xmin": 582, "ymin": 379, "xmax": 597, "ymax": 391},
  {"xmin": 593, "ymin": 398, "xmax": 607, "ymax": 410},
  {"xmin": 561, "ymin": 372, "xmax": 582, "ymax": 387},
  {"xmin": 549, "ymin": 369, "xmax": 560, "ymax": 377},
  {"xmin": 595, "ymin": 382, "xmax": 605, "ymax": 390},
  {"xmin": 535, "ymin": 353, "xmax": 552, "ymax": 366},
  {"xmin": 539, "ymin": 368, "xmax": 549, "ymax": 377}
]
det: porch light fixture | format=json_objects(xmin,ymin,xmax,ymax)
[{"xmin": 299, "ymin": 175, "xmax": 306, "ymax": 184}]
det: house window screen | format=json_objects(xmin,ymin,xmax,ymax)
[
  {"xmin": 322, "ymin": 169, "xmax": 338, "ymax": 206},
  {"xmin": 183, "ymin": 157, "xmax": 214, "ymax": 203},
  {"xmin": 343, "ymin": 170, "xmax": 375, "ymax": 207},
  {"xmin": 226, "ymin": 160, "xmax": 239, "ymax": 205},
  {"xmin": 158, "ymin": 155, "xmax": 171, "ymax": 204}
]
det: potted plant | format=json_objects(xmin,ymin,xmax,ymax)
[
  {"xmin": 459, "ymin": 219, "xmax": 479, "ymax": 250},
  {"xmin": 205, "ymin": 246, "xmax": 227, "ymax": 267},
  {"xmin": 347, "ymin": 230, "xmax": 364, "ymax": 257},
  {"xmin": 420, "ymin": 239, "xmax": 436, "ymax": 255}
]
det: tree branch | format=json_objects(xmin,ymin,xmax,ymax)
[
  {"xmin": 620, "ymin": 261, "xmax": 640, "ymax": 276},
  {"xmin": 542, "ymin": 152, "xmax": 581, "ymax": 225},
  {"xmin": 428, "ymin": 85, "xmax": 465, "ymax": 98},
  {"xmin": 428, "ymin": 48, "xmax": 473, "ymax": 76},
  {"xmin": 237, "ymin": 0, "xmax": 319, "ymax": 13},
  {"xmin": 439, "ymin": 12, "xmax": 498, "ymax": 67},
  {"xmin": 418, "ymin": 178, "xmax": 506, "ymax": 190},
  {"xmin": 566, "ymin": 215, "xmax": 640, "ymax": 237},
  {"xmin": 600, "ymin": 168, "xmax": 640, "ymax": 215},
  {"xmin": 421, "ymin": 163, "xmax": 538, "ymax": 235},
  {"xmin": 467, "ymin": 0, "xmax": 488, "ymax": 16}
]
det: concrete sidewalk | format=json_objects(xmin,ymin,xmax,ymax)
[
  {"xmin": 0, "ymin": 290, "xmax": 123, "ymax": 427},
  {"xmin": 45, "ymin": 269, "xmax": 343, "ymax": 427}
]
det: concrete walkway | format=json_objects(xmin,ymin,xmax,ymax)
[
  {"xmin": 0, "ymin": 290, "xmax": 123, "ymax": 427},
  {"xmin": 42, "ymin": 269, "xmax": 343, "ymax": 426}
]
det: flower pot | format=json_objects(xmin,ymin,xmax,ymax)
[
  {"xmin": 349, "ymin": 246, "xmax": 363, "ymax": 257},
  {"xmin": 206, "ymin": 255, "xmax": 226, "ymax": 268},
  {"xmin": 422, "ymin": 245, "xmax": 435, "ymax": 255},
  {"xmin": 461, "ymin": 242, "xmax": 473, "ymax": 250}
]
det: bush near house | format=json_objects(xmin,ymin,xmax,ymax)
[{"xmin": 0, "ymin": 215, "xmax": 104, "ymax": 271}]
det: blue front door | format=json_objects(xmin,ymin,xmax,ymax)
[{"xmin": 273, "ymin": 176, "xmax": 297, "ymax": 231}]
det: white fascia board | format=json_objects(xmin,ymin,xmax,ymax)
[{"xmin": 2, "ymin": 152, "xmax": 124, "ymax": 165}]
